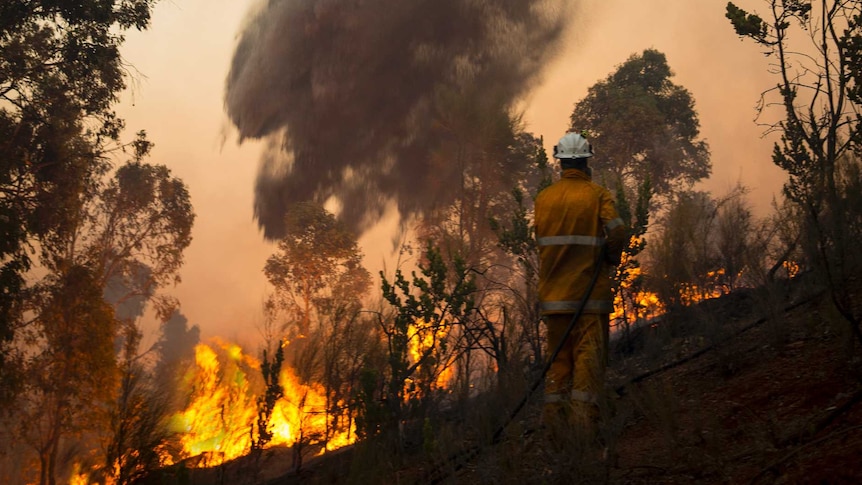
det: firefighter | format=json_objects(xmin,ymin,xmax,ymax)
[{"xmin": 535, "ymin": 132, "xmax": 626, "ymax": 442}]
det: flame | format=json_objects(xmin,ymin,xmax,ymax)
[
  {"xmin": 611, "ymin": 244, "xmax": 734, "ymax": 327},
  {"xmin": 783, "ymin": 260, "xmax": 800, "ymax": 278},
  {"xmin": 167, "ymin": 342, "xmax": 256, "ymax": 464},
  {"xmin": 405, "ymin": 320, "xmax": 454, "ymax": 399},
  {"xmin": 167, "ymin": 340, "xmax": 354, "ymax": 466},
  {"xmin": 68, "ymin": 464, "xmax": 90, "ymax": 485},
  {"xmin": 268, "ymin": 365, "xmax": 354, "ymax": 452},
  {"xmin": 678, "ymin": 269, "xmax": 731, "ymax": 306},
  {"xmin": 611, "ymin": 264, "xmax": 665, "ymax": 327}
]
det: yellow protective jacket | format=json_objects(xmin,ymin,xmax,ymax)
[{"xmin": 535, "ymin": 168, "xmax": 627, "ymax": 315}]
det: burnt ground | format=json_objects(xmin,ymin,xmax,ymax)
[
  {"xmin": 165, "ymin": 280, "xmax": 862, "ymax": 485},
  {"xmin": 605, "ymin": 293, "xmax": 862, "ymax": 485}
]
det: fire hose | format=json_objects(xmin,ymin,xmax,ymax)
[{"xmin": 424, "ymin": 244, "xmax": 608, "ymax": 484}]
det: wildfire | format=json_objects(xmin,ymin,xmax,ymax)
[
  {"xmin": 611, "ymin": 263, "xmax": 735, "ymax": 328},
  {"xmin": 611, "ymin": 265, "xmax": 665, "ymax": 327},
  {"xmin": 167, "ymin": 340, "xmax": 354, "ymax": 466},
  {"xmin": 678, "ymin": 269, "xmax": 731, "ymax": 306},
  {"xmin": 783, "ymin": 260, "xmax": 800, "ymax": 278},
  {"xmin": 68, "ymin": 464, "xmax": 90, "ymax": 485},
  {"xmin": 405, "ymin": 320, "xmax": 455, "ymax": 399}
]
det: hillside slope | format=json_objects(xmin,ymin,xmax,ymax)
[{"xmin": 162, "ymin": 283, "xmax": 862, "ymax": 484}]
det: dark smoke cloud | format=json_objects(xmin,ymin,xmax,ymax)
[{"xmin": 226, "ymin": 0, "xmax": 574, "ymax": 239}]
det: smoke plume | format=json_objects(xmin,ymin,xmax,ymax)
[{"xmin": 226, "ymin": 0, "xmax": 574, "ymax": 239}]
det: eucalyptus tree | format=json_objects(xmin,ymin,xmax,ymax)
[
  {"xmin": 265, "ymin": 202, "xmax": 371, "ymax": 340},
  {"xmin": 264, "ymin": 202, "xmax": 372, "ymax": 445},
  {"xmin": 569, "ymin": 49, "xmax": 711, "ymax": 199},
  {"xmin": 20, "ymin": 142, "xmax": 194, "ymax": 485},
  {"xmin": 0, "ymin": 4, "xmax": 200, "ymax": 482},
  {"xmin": 0, "ymin": 0, "xmax": 160, "ymax": 402}
]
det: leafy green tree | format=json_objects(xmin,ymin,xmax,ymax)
[
  {"xmin": 421, "ymin": 123, "xmax": 550, "ymax": 394},
  {"xmin": 727, "ymin": 0, "xmax": 862, "ymax": 347},
  {"xmin": 0, "ymin": 4, "xmax": 195, "ymax": 483},
  {"xmin": 569, "ymin": 49, "xmax": 711, "ymax": 198},
  {"xmin": 0, "ymin": 0, "xmax": 159, "ymax": 402},
  {"xmin": 373, "ymin": 244, "xmax": 476, "ymax": 435}
]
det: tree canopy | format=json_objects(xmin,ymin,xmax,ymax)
[
  {"xmin": 265, "ymin": 202, "xmax": 371, "ymax": 337},
  {"xmin": 569, "ymin": 48, "xmax": 711, "ymax": 196},
  {"xmin": 0, "ymin": 0, "xmax": 159, "ymax": 399},
  {"xmin": 0, "ymin": 3, "xmax": 201, "ymax": 483}
]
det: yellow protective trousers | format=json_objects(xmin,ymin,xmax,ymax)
[{"xmin": 543, "ymin": 313, "xmax": 609, "ymax": 430}]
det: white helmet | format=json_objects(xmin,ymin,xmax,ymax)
[{"xmin": 554, "ymin": 132, "xmax": 593, "ymax": 159}]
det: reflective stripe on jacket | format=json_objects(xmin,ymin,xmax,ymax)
[{"xmin": 535, "ymin": 168, "xmax": 627, "ymax": 315}]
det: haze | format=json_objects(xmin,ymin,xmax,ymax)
[{"xmin": 116, "ymin": 0, "xmax": 785, "ymax": 343}]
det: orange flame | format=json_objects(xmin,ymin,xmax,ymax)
[
  {"xmin": 68, "ymin": 464, "xmax": 91, "ymax": 485},
  {"xmin": 678, "ymin": 269, "xmax": 730, "ymax": 306},
  {"xmin": 166, "ymin": 340, "xmax": 354, "ymax": 466},
  {"xmin": 611, "ymin": 265, "xmax": 665, "ymax": 328},
  {"xmin": 611, "ymin": 250, "xmax": 734, "ymax": 327},
  {"xmin": 405, "ymin": 320, "xmax": 454, "ymax": 400},
  {"xmin": 783, "ymin": 260, "xmax": 800, "ymax": 278}
]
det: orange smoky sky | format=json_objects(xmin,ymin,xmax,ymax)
[{"xmin": 116, "ymin": 0, "xmax": 786, "ymax": 343}]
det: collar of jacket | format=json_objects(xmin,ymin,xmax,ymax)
[{"xmin": 562, "ymin": 168, "xmax": 591, "ymax": 181}]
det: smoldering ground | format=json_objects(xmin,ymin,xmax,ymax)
[{"xmin": 225, "ymin": 0, "xmax": 575, "ymax": 239}]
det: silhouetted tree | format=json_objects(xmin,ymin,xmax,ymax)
[
  {"xmin": 264, "ymin": 202, "xmax": 372, "ymax": 447},
  {"xmin": 727, "ymin": 0, "xmax": 862, "ymax": 347},
  {"xmin": 105, "ymin": 322, "xmax": 172, "ymax": 485},
  {"xmin": 153, "ymin": 309, "xmax": 201, "ymax": 396},
  {"xmin": 17, "ymin": 146, "xmax": 193, "ymax": 485},
  {"xmin": 569, "ymin": 49, "xmax": 711, "ymax": 200},
  {"xmin": 252, "ymin": 343, "xmax": 284, "ymax": 451},
  {"xmin": 612, "ymin": 177, "xmax": 653, "ymax": 351},
  {"xmin": 265, "ymin": 202, "xmax": 371, "ymax": 339},
  {"xmin": 0, "ymin": 0, "xmax": 159, "ymax": 403},
  {"xmin": 25, "ymin": 265, "xmax": 116, "ymax": 485}
]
